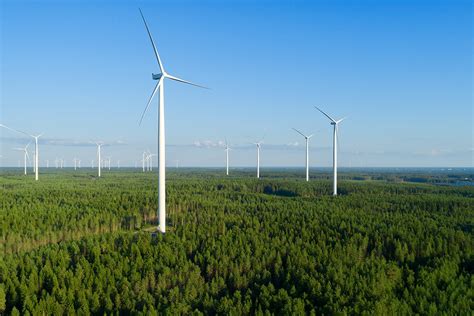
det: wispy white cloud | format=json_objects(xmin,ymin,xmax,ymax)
[{"xmin": 193, "ymin": 140, "xmax": 226, "ymax": 148}]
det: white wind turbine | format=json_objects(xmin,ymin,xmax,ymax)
[
  {"xmin": 95, "ymin": 142, "xmax": 104, "ymax": 177},
  {"xmin": 314, "ymin": 106, "xmax": 347, "ymax": 196},
  {"xmin": 253, "ymin": 140, "xmax": 263, "ymax": 179},
  {"xmin": 138, "ymin": 9, "xmax": 208, "ymax": 233},
  {"xmin": 292, "ymin": 128, "xmax": 314, "ymax": 182},
  {"xmin": 14, "ymin": 143, "xmax": 30, "ymax": 175},
  {"xmin": 224, "ymin": 140, "xmax": 231, "ymax": 176},
  {"xmin": 1, "ymin": 124, "xmax": 42, "ymax": 180},
  {"xmin": 148, "ymin": 153, "xmax": 157, "ymax": 171},
  {"xmin": 73, "ymin": 158, "xmax": 79, "ymax": 170}
]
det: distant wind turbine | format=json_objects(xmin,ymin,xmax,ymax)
[
  {"xmin": 254, "ymin": 141, "xmax": 263, "ymax": 179},
  {"xmin": 148, "ymin": 153, "xmax": 157, "ymax": 171},
  {"xmin": 1, "ymin": 124, "xmax": 42, "ymax": 180},
  {"xmin": 292, "ymin": 128, "xmax": 314, "ymax": 182},
  {"xmin": 138, "ymin": 9, "xmax": 208, "ymax": 233},
  {"xmin": 224, "ymin": 140, "xmax": 231, "ymax": 176},
  {"xmin": 314, "ymin": 106, "xmax": 347, "ymax": 196},
  {"xmin": 13, "ymin": 143, "xmax": 30, "ymax": 175},
  {"xmin": 95, "ymin": 142, "xmax": 104, "ymax": 177}
]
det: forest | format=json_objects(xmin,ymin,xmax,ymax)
[{"xmin": 0, "ymin": 169, "xmax": 473, "ymax": 315}]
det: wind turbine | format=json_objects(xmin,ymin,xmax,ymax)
[
  {"xmin": 73, "ymin": 158, "xmax": 78, "ymax": 170},
  {"xmin": 95, "ymin": 142, "xmax": 103, "ymax": 177},
  {"xmin": 254, "ymin": 141, "xmax": 263, "ymax": 179},
  {"xmin": 148, "ymin": 153, "xmax": 157, "ymax": 171},
  {"xmin": 224, "ymin": 140, "xmax": 231, "ymax": 176},
  {"xmin": 1, "ymin": 124, "xmax": 42, "ymax": 180},
  {"xmin": 292, "ymin": 128, "xmax": 314, "ymax": 182},
  {"xmin": 314, "ymin": 106, "xmax": 347, "ymax": 196},
  {"xmin": 138, "ymin": 9, "xmax": 208, "ymax": 233},
  {"xmin": 13, "ymin": 143, "xmax": 30, "ymax": 175}
]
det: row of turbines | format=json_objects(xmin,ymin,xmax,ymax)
[{"xmin": 0, "ymin": 9, "xmax": 347, "ymax": 234}]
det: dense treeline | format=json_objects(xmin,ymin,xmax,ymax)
[{"xmin": 0, "ymin": 171, "xmax": 473, "ymax": 314}]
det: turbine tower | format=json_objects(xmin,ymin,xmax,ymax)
[
  {"xmin": 138, "ymin": 9, "xmax": 208, "ymax": 233},
  {"xmin": 95, "ymin": 142, "xmax": 103, "ymax": 177},
  {"xmin": 314, "ymin": 106, "xmax": 346, "ymax": 196},
  {"xmin": 148, "ymin": 154, "xmax": 157, "ymax": 171},
  {"xmin": 292, "ymin": 128, "xmax": 314, "ymax": 182},
  {"xmin": 254, "ymin": 141, "xmax": 263, "ymax": 179},
  {"xmin": 14, "ymin": 143, "xmax": 30, "ymax": 175},
  {"xmin": 224, "ymin": 140, "xmax": 231, "ymax": 176}
]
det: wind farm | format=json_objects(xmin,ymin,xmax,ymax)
[{"xmin": 0, "ymin": 1, "xmax": 472, "ymax": 315}]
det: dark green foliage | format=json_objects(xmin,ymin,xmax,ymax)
[{"xmin": 0, "ymin": 170, "xmax": 473, "ymax": 314}]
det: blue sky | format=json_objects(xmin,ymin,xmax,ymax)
[{"xmin": 0, "ymin": 0, "xmax": 472, "ymax": 167}]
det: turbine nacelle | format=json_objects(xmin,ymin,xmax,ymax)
[{"xmin": 152, "ymin": 73, "xmax": 163, "ymax": 80}]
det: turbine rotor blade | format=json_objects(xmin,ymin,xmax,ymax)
[
  {"xmin": 314, "ymin": 106, "xmax": 337, "ymax": 123},
  {"xmin": 139, "ymin": 8, "xmax": 164, "ymax": 73},
  {"xmin": 292, "ymin": 128, "xmax": 306, "ymax": 138},
  {"xmin": 336, "ymin": 116, "xmax": 348, "ymax": 124},
  {"xmin": 166, "ymin": 74, "xmax": 209, "ymax": 89},
  {"xmin": 139, "ymin": 78, "xmax": 162, "ymax": 125},
  {"xmin": 0, "ymin": 124, "xmax": 32, "ymax": 137}
]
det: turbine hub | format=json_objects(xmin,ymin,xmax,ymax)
[{"xmin": 152, "ymin": 73, "xmax": 163, "ymax": 80}]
